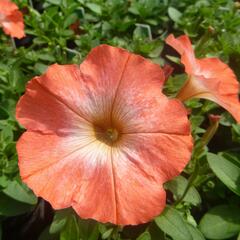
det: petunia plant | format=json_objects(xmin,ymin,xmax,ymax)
[
  {"xmin": 1, "ymin": 1, "xmax": 240, "ymax": 240},
  {"xmin": 15, "ymin": 36, "xmax": 240, "ymax": 233}
]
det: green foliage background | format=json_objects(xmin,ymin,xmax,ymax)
[{"xmin": 1, "ymin": 0, "xmax": 240, "ymax": 239}]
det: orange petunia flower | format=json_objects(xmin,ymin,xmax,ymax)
[
  {"xmin": 166, "ymin": 34, "xmax": 240, "ymax": 122},
  {"xmin": 16, "ymin": 45, "xmax": 192, "ymax": 225},
  {"xmin": 0, "ymin": 0, "xmax": 25, "ymax": 39}
]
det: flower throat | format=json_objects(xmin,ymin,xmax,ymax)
[{"xmin": 93, "ymin": 118, "xmax": 123, "ymax": 146}]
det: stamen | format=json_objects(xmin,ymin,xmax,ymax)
[
  {"xmin": 94, "ymin": 125, "xmax": 121, "ymax": 146},
  {"xmin": 106, "ymin": 128, "xmax": 119, "ymax": 142}
]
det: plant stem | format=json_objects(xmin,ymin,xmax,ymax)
[
  {"xmin": 64, "ymin": 47, "xmax": 82, "ymax": 61},
  {"xmin": 174, "ymin": 158, "xmax": 199, "ymax": 206},
  {"xmin": 174, "ymin": 116, "xmax": 220, "ymax": 206},
  {"xmin": 10, "ymin": 37, "xmax": 16, "ymax": 50},
  {"xmin": 29, "ymin": 0, "xmax": 33, "ymax": 8}
]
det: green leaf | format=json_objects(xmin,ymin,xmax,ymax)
[
  {"xmin": 0, "ymin": 107, "xmax": 8, "ymax": 120},
  {"xmin": 219, "ymin": 112, "xmax": 234, "ymax": 126},
  {"xmin": 186, "ymin": 224, "xmax": 205, "ymax": 240},
  {"xmin": 60, "ymin": 29, "xmax": 74, "ymax": 37},
  {"xmin": 0, "ymin": 176, "xmax": 8, "ymax": 188},
  {"xmin": 86, "ymin": 3, "xmax": 102, "ymax": 15},
  {"xmin": 0, "ymin": 192, "xmax": 33, "ymax": 216},
  {"xmin": 46, "ymin": 0, "xmax": 61, "ymax": 5},
  {"xmin": 63, "ymin": 13, "xmax": 78, "ymax": 29},
  {"xmin": 199, "ymin": 205, "xmax": 240, "ymax": 239},
  {"xmin": 185, "ymin": 99, "xmax": 203, "ymax": 109},
  {"xmin": 155, "ymin": 206, "xmax": 192, "ymax": 240},
  {"xmin": 232, "ymin": 124, "xmax": 240, "ymax": 143},
  {"xmin": 98, "ymin": 224, "xmax": 107, "ymax": 235},
  {"xmin": 168, "ymin": 7, "xmax": 182, "ymax": 23},
  {"xmin": 38, "ymin": 53, "xmax": 56, "ymax": 62},
  {"xmin": 3, "ymin": 180, "xmax": 37, "ymax": 205},
  {"xmin": 102, "ymin": 228, "xmax": 113, "ymax": 239},
  {"xmin": 148, "ymin": 222, "xmax": 165, "ymax": 240},
  {"xmin": 88, "ymin": 225, "xmax": 99, "ymax": 240},
  {"xmin": 34, "ymin": 63, "xmax": 48, "ymax": 75},
  {"xmin": 78, "ymin": 219, "xmax": 99, "ymax": 240},
  {"xmin": 133, "ymin": 24, "xmax": 152, "ymax": 40},
  {"xmin": 220, "ymin": 152, "xmax": 240, "ymax": 168},
  {"xmin": 38, "ymin": 226, "xmax": 53, "ymax": 240},
  {"xmin": 165, "ymin": 54, "xmax": 180, "ymax": 64},
  {"xmin": 49, "ymin": 210, "xmax": 68, "ymax": 234},
  {"xmin": 164, "ymin": 74, "xmax": 186, "ymax": 96},
  {"xmin": 9, "ymin": 66, "xmax": 27, "ymax": 93},
  {"xmin": 207, "ymin": 153, "xmax": 240, "ymax": 196},
  {"xmin": 0, "ymin": 125, "xmax": 13, "ymax": 142},
  {"xmin": 60, "ymin": 215, "xmax": 99, "ymax": 240},
  {"xmin": 137, "ymin": 231, "xmax": 151, "ymax": 240},
  {"xmin": 190, "ymin": 115, "xmax": 205, "ymax": 134},
  {"xmin": 4, "ymin": 142, "xmax": 16, "ymax": 157},
  {"xmin": 237, "ymin": 232, "xmax": 240, "ymax": 240},
  {"xmin": 60, "ymin": 215, "xmax": 80, "ymax": 240},
  {"xmin": 164, "ymin": 175, "xmax": 201, "ymax": 206}
]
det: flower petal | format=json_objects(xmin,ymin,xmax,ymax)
[
  {"xmin": 17, "ymin": 132, "xmax": 117, "ymax": 215},
  {"xmin": 80, "ymin": 45, "xmax": 165, "ymax": 91},
  {"xmin": 74, "ymin": 131, "xmax": 192, "ymax": 225},
  {"xmin": 113, "ymin": 133, "xmax": 191, "ymax": 225},
  {"xmin": 165, "ymin": 34, "xmax": 197, "ymax": 74},
  {"xmin": 166, "ymin": 34, "xmax": 240, "ymax": 122},
  {"xmin": 194, "ymin": 58, "xmax": 240, "ymax": 122},
  {"xmin": 0, "ymin": 0, "xmax": 25, "ymax": 39},
  {"xmin": 121, "ymin": 133, "xmax": 193, "ymax": 182},
  {"xmin": 2, "ymin": 10, "xmax": 25, "ymax": 39},
  {"xmin": 80, "ymin": 45, "xmax": 165, "ymax": 122},
  {"xmin": 16, "ymin": 73, "xmax": 93, "ymax": 135},
  {"xmin": 113, "ymin": 87, "xmax": 190, "ymax": 135},
  {"xmin": 73, "ymin": 165, "xmax": 166, "ymax": 225},
  {"xmin": 0, "ymin": 0, "xmax": 18, "ymax": 16}
]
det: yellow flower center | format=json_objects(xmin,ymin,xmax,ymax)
[
  {"xmin": 93, "ymin": 120, "xmax": 122, "ymax": 146},
  {"xmin": 105, "ymin": 128, "xmax": 119, "ymax": 142},
  {"xmin": 95, "ymin": 127, "xmax": 120, "ymax": 146}
]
